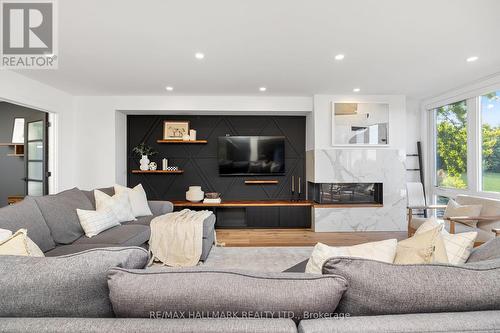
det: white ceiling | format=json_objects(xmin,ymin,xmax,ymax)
[{"xmin": 14, "ymin": 0, "xmax": 500, "ymax": 98}]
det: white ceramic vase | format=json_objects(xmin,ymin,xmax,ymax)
[
  {"xmin": 186, "ymin": 186, "xmax": 204, "ymax": 202},
  {"xmin": 140, "ymin": 155, "xmax": 150, "ymax": 171}
]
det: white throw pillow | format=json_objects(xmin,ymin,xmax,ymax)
[
  {"xmin": 305, "ymin": 239, "xmax": 398, "ymax": 274},
  {"xmin": 0, "ymin": 228, "xmax": 13, "ymax": 242},
  {"xmin": 114, "ymin": 184, "xmax": 152, "ymax": 217},
  {"xmin": 0, "ymin": 229, "xmax": 44, "ymax": 257},
  {"xmin": 94, "ymin": 190, "xmax": 136, "ymax": 223},
  {"xmin": 76, "ymin": 207, "xmax": 120, "ymax": 238},
  {"xmin": 416, "ymin": 217, "xmax": 477, "ymax": 265},
  {"xmin": 443, "ymin": 199, "xmax": 482, "ymax": 227}
]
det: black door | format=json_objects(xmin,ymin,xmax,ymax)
[{"xmin": 25, "ymin": 113, "xmax": 49, "ymax": 196}]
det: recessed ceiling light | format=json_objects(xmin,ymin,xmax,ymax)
[
  {"xmin": 353, "ymin": 88, "xmax": 360, "ymax": 92},
  {"xmin": 165, "ymin": 86, "xmax": 173, "ymax": 91},
  {"xmin": 334, "ymin": 54, "xmax": 345, "ymax": 61},
  {"xmin": 466, "ymin": 56, "xmax": 478, "ymax": 62},
  {"xmin": 195, "ymin": 52, "xmax": 205, "ymax": 59},
  {"xmin": 259, "ymin": 87, "xmax": 267, "ymax": 92}
]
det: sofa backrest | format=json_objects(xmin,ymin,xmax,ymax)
[
  {"xmin": 0, "ymin": 196, "xmax": 55, "ymax": 252},
  {"xmin": 82, "ymin": 187, "xmax": 115, "ymax": 209},
  {"xmin": 456, "ymin": 195, "xmax": 500, "ymax": 216}
]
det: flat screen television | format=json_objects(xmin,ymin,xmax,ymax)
[{"xmin": 218, "ymin": 136, "xmax": 285, "ymax": 175}]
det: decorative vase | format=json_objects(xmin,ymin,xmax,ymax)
[
  {"xmin": 186, "ymin": 186, "xmax": 204, "ymax": 202},
  {"xmin": 140, "ymin": 155, "xmax": 150, "ymax": 171}
]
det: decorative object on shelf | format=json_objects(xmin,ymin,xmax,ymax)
[
  {"xmin": 11, "ymin": 118, "xmax": 25, "ymax": 144},
  {"xmin": 162, "ymin": 158, "xmax": 168, "ymax": 170},
  {"xmin": 132, "ymin": 143, "xmax": 157, "ymax": 171},
  {"xmin": 298, "ymin": 177, "xmax": 302, "ymax": 198},
  {"xmin": 139, "ymin": 155, "xmax": 150, "ymax": 171},
  {"xmin": 163, "ymin": 120, "xmax": 190, "ymax": 140},
  {"xmin": 204, "ymin": 192, "xmax": 221, "ymax": 204},
  {"xmin": 182, "ymin": 134, "xmax": 191, "ymax": 141},
  {"xmin": 186, "ymin": 186, "xmax": 204, "ymax": 203},
  {"xmin": 165, "ymin": 166, "xmax": 179, "ymax": 171},
  {"xmin": 148, "ymin": 162, "xmax": 157, "ymax": 171},
  {"xmin": 189, "ymin": 129, "xmax": 197, "ymax": 141},
  {"xmin": 291, "ymin": 175, "xmax": 295, "ymax": 199},
  {"xmin": 205, "ymin": 192, "xmax": 221, "ymax": 199}
]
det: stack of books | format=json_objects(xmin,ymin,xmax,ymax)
[{"xmin": 203, "ymin": 198, "xmax": 221, "ymax": 204}]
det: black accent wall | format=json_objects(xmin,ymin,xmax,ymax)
[{"xmin": 127, "ymin": 115, "xmax": 306, "ymax": 201}]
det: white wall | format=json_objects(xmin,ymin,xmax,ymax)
[
  {"xmin": 73, "ymin": 96, "xmax": 313, "ymax": 189},
  {"xmin": 0, "ymin": 71, "xmax": 76, "ymax": 192}
]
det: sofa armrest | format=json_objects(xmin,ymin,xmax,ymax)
[{"xmin": 148, "ymin": 200, "xmax": 174, "ymax": 216}]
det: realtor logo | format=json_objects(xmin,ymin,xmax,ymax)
[{"xmin": 1, "ymin": 0, "xmax": 58, "ymax": 68}]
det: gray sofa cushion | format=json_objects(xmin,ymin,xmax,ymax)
[
  {"xmin": 82, "ymin": 187, "xmax": 115, "ymax": 209},
  {"xmin": 44, "ymin": 243, "xmax": 121, "ymax": 257},
  {"xmin": 297, "ymin": 310, "xmax": 500, "ymax": 333},
  {"xmin": 0, "ymin": 318, "xmax": 298, "ymax": 333},
  {"xmin": 0, "ymin": 247, "xmax": 149, "ymax": 317},
  {"xmin": 34, "ymin": 188, "xmax": 94, "ymax": 244},
  {"xmin": 467, "ymin": 237, "xmax": 500, "ymax": 262},
  {"xmin": 148, "ymin": 200, "xmax": 174, "ymax": 216},
  {"xmin": 125, "ymin": 215, "xmax": 155, "ymax": 226},
  {"xmin": 108, "ymin": 268, "xmax": 348, "ymax": 321},
  {"xmin": 73, "ymin": 224, "xmax": 150, "ymax": 246},
  {"xmin": 322, "ymin": 257, "xmax": 500, "ymax": 316},
  {"xmin": 0, "ymin": 196, "xmax": 55, "ymax": 252},
  {"xmin": 283, "ymin": 259, "xmax": 308, "ymax": 273}
]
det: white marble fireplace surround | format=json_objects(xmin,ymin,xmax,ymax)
[{"xmin": 310, "ymin": 148, "xmax": 407, "ymax": 232}]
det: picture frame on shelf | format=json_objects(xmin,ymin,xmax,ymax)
[{"xmin": 163, "ymin": 121, "xmax": 190, "ymax": 140}]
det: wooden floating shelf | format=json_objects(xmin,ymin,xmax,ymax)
[
  {"xmin": 157, "ymin": 140, "xmax": 208, "ymax": 144},
  {"xmin": 172, "ymin": 200, "xmax": 314, "ymax": 207},
  {"xmin": 131, "ymin": 170, "xmax": 184, "ymax": 174},
  {"xmin": 0, "ymin": 143, "xmax": 24, "ymax": 157},
  {"xmin": 245, "ymin": 180, "xmax": 279, "ymax": 185}
]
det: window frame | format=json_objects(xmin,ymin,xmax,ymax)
[{"xmin": 426, "ymin": 88, "xmax": 500, "ymax": 203}]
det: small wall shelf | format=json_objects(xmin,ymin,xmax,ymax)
[
  {"xmin": 0, "ymin": 143, "xmax": 24, "ymax": 157},
  {"xmin": 131, "ymin": 170, "xmax": 184, "ymax": 174},
  {"xmin": 157, "ymin": 139, "xmax": 207, "ymax": 144}
]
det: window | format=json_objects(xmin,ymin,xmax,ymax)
[
  {"xmin": 481, "ymin": 91, "xmax": 500, "ymax": 192},
  {"xmin": 435, "ymin": 100, "xmax": 468, "ymax": 189}
]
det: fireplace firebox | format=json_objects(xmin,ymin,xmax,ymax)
[{"xmin": 308, "ymin": 182, "xmax": 383, "ymax": 205}]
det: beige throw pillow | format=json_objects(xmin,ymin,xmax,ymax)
[
  {"xmin": 416, "ymin": 217, "xmax": 477, "ymax": 265},
  {"xmin": 395, "ymin": 227, "xmax": 448, "ymax": 264},
  {"xmin": 77, "ymin": 207, "xmax": 120, "ymax": 238},
  {"xmin": 444, "ymin": 199, "xmax": 482, "ymax": 227},
  {"xmin": 94, "ymin": 190, "xmax": 136, "ymax": 223},
  {"xmin": 305, "ymin": 239, "xmax": 398, "ymax": 274},
  {"xmin": 0, "ymin": 229, "xmax": 44, "ymax": 257},
  {"xmin": 114, "ymin": 184, "xmax": 152, "ymax": 217}
]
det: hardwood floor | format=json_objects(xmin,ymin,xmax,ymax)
[{"xmin": 216, "ymin": 228, "xmax": 407, "ymax": 247}]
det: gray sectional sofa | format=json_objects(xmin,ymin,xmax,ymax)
[{"xmin": 0, "ymin": 187, "xmax": 216, "ymax": 260}]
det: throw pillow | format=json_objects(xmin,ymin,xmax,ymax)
[
  {"xmin": 322, "ymin": 257, "xmax": 500, "ymax": 316},
  {"xmin": 305, "ymin": 239, "xmax": 398, "ymax": 274},
  {"xmin": 444, "ymin": 199, "xmax": 482, "ymax": 227},
  {"xmin": 394, "ymin": 227, "xmax": 449, "ymax": 264},
  {"xmin": 94, "ymin": 190, "xmax": 136, "ymax": 223},
  {"xmin": 0, "ymin": 247, "xmax": 149, "ymax": 317},
  {"xmin": 108, "ymin": 268, "xmax": 348, "ymax": 321},
  {"xmin": 0, "ymin": 229, "xmax": 44, "ymax": 257},
  {"xmin": 0, "ymin": 228, "xmax": 12, "ymax": 242},
  {"xmin": 33, "ymin": 188, "xmax": 94, "ymax": 244},
  {"xmin": 468, "ymin": 238, "xmax": 500, "ymax": 262},
  {"xmin": 114, "ymin": 184, "xmax": 152, "ymax": 217},
  {"xmin": 76, "ymin": 207, "xmax": 120, "ymax": 238},
  {"xmin": 416, "ymin": 217, "xmax": 477, "ymax": 265}
]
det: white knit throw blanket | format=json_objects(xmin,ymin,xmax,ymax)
[{"xmin": 148, "ymin": 209, "xmax": 213, "ymax": 267}]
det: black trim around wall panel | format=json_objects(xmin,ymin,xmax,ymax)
[{"xmin": 127, "ymin": 115, "xmax": 306, "ymax": 201}]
